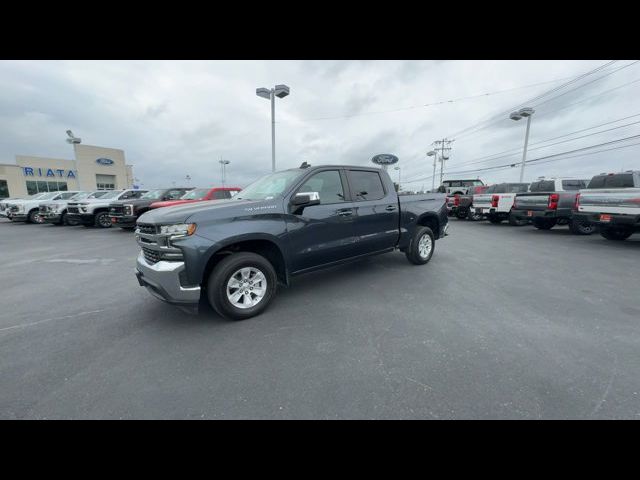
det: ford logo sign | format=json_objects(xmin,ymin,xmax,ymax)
[
  {"xmin": 96, "ymin": 158, "xmax": 114, "ymax": 166},
  {"xmin": 371, "ymin": 154, "xmax": 399, "ymax": 166}
]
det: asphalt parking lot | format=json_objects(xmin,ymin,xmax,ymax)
[{"xmin": 0, "ymin": 217, "xmax": 639, "ymax": 419}]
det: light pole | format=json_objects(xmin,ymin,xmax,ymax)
[
  {"xmin": 427, "ymin": 150, "xmax": 437, "ymax": 191},
  {"xmin": 185, "ymin": 174, "xmax": 191, "ymax": 186},
  {"xmin": 219, "ymin": 159, "xmax": 230, "ymax": 186},
  {"xmin": 256, "ymin": 84, "xmax": 290, "ymax": 172},
  {"xmin": 509, "ymin": 107, "xmax": 535, "ymax": 182},
  {"xmin": 394, "ymin": 166, "xmax": 401, "ymax": 191}
]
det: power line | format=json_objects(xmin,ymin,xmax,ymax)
[
  {"xmin": 403, "ymin": 134, "xmax": 640, "ymax": 183},
  {"xmin": 291, "ymin": 75, "xmax": 581, "ymax": 122},
  {"xmin": 447, "ymin": 60, "xmax": 618, "ymax": 140}
]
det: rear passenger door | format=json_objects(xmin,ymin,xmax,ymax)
[{"xmin": 346, "ymin": 169, "xmax": 400, "ymax": 255}]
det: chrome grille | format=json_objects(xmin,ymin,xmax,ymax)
[
  {"xmin": 142, "ymin": 247, "xmax": 161, "ymax": 264},
  {"xmin": 110, "ymin": 205, "xmax": 125, "ymax": 215},
  {"xmin": 137, "ymin": 224, "xmax": 157, "ymax": 234},
  {"xmin": 68, "ymin": 207, "xmax": 79, "ymax": 214}
]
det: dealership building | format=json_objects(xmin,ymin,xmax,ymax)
[{"xmin": 0, "ymin": 144, "xmax": 134, "ymax": 199}]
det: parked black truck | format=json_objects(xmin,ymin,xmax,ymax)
[
  {"xmin": 134, "ymin": 164, "xmax": 449, "ymax": 320},
  {"xmin": 109, "ymin": 187, "xmax": 193, "ymax": 229},
  {"xmin": 510, "ymin": 177, "xmax": 594, "ymax": 234}
]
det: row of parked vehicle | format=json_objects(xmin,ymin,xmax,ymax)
[
  {"xmin": 0, "ymin": 186, "xmax": 242, "ymax": 228},
  {"xmin": 445, "ymin": 170, "xmax": 640, "ymax": 241}
]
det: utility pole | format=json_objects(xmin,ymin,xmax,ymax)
[{"xmin": 432, "ymin": 138, "xmax": 454, "ymax": 188}]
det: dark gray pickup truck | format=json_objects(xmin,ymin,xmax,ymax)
[{"xmin": 134, "ymin": 164, "xmax": 449, "ymax": 320}]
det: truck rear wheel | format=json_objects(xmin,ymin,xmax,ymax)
[
  {"xmin": 532, "ymin": 218, "xmax": 557, "ymax": 230},
  {"xmin": 455, "ymin": 208, "xmax": 468, "ymax": 219},
  {"xmin": 468, "ymin": 210, "xmax": 482, "ymax": 221},
  {"xmin": 488, "ymin": 214, "xmax": 503, "ymax": 224},
  {"xmin": 569, "ymin": 219, "xmax": 594, "ymax": 235},
  {"xmin": 508, "ymin": 212, "xmax": 528, "ymax": 226},
  {"xmin": 405, "ymin": 226, "xmax": 435, "ymax": 265},
  {"xmin": 206, "ymin": 252, "xmax": 277, "ymax": 320},
  {"xmin": 600, "ymin": 226, "xmax": 633, "ymax": 241}
]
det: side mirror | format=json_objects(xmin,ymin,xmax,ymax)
[{"xmin": 292, "ymin": 192, "xmax": 320, "ymax": 207}]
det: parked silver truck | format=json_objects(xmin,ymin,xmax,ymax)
[
  {"xmin": 39, "ymin": 190, "xmax": 112, "ymax": 226},
  {"xmin": 573, "ymin": 171, "xmax": 640, "ymax": 241},
  {"xmin": 66, "ymin": 189, "xmax": 148, "ymax": 228}
]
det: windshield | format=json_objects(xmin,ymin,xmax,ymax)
[
  {"xmin": 88, "ymin": 191, "xmax": 111, "ymax": 199},
  {"xmin": 92, "ymin": 190, "xmax": 123, "ymax": 200},
  {"xmin": 141, "ymin": 189, "xmax": 167, "ymax": 200},
  {"xmin": 530, "ymin": 180, "xmax": 555, "ymax": 192},
  {"xmin": 587, "ymin": 174, "xmax": 635, "ymax": 189},
  {"xmin": 28, "ymin": 193, "xmax": 48, "ymax": 200},
  {"xmin": 235, "ymin": 170, "xmax": 303, "ymax": 201},
  {"xmin": 181, "ymin": 188, "xmax": 210, "ymax": 200},
  {"xmin": 37, "ymin": 192, "xmax": 59, "ymax": 200}
]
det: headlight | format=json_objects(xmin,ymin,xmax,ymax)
[
  {"xmin": 80, "ymin": 206, "xmax": 87, "ymax": 212},
  {"xmin": 125, "ymin": 204, "xmax": 134, "ymax": 215},
  {"xmin": 159, "ymin": 223, "xmax": 197, "ymax": 237}
]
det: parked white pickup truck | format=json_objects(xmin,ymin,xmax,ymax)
[
  {"xmin": 66, "ymin": 189, "xmax": 148, "ymax": 228},
  {"xmin": 39, "ymin": 190, "xmax": 111, "ymax": 226},
  {"xmin": 7, "ymin": 191, "xmax": 82, "ymax": 223},
  {"xmin": 573, "ymin": 171, "xmax": 640, "ymax": 241},
  {"xmin": 472, "ymin": 183, "xmax": 530, "ymax": 225}
]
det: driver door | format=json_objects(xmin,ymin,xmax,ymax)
[{"xmin": 286, "ymin": 169, "xmax": 358, "ymax": 273}]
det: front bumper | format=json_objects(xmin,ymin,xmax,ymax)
[
  {"xmin": 135, "ymin": 252, "xmax": 201, "ymax": 306},
  {"xmin": 42, "ymin": 213, "xmax": 63, "ymax": 223},
  {"xmin": 110, "ymin": 214, "xmax": 137, "ymax": 227},
  {"xmin": 9, "ymin": 213, "xmax": 28, "ymax": 222},
  {"xmin": 67, "ymin": 213, "xmax": 95, "ymax": 225}
]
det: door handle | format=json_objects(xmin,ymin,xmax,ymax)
[
  {"xmin": 337, "ymin": 209, "xmax": 353, "ymax": 216},
  {"xmin": 385, "ymin": 205, "xmax": 397, "ymax": 211}
]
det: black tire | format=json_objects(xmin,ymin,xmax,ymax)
[
  {"xmin": 488, "ymin": 215, "xmax": 503, "ymax": 224},
  {"xmin": 405, "ymin": 226, "xmax": 435, "ymax": 265},
  {"xmin": 94, "ymin": 212, "xmax": 112, "ymax": 228},
  {"xmin": 468, "ymin": 209, "xmax": 482, "ymax": 221},
  {"xmin": 206, "ymin": 252, "xmax": 278, "ymax": 320},
  {"xmin": 28, "ymin": 209, "xmax": 44, "ymax": 224},
  {"xmin": 455, "ymin": 208, "xmax": 468, "ymax": 219},
  {"xmin": 508, "ymin": 212, "xmax": 528, "ymax": 226},
  {"xmin": 600, "ymin": 226, "xmax": 633, "ymax": 241},
  {"xmin": 532, "ymin": 218, "xmax": 557, "ymax": 230},
  {"xmin": 569, "ymin": 218, "xmax": 595, "ymax": 235}
]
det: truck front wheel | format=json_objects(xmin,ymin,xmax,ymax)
[
  {"xmin": 94, "ymin": 212, "xmax": 112, "ymax": 228},
  {"xmin": 207, "ymin": 252, "xmax": 277, "ymax": 320},
  {"xmin": 600, "ymin": 226, "xmax": 633, "ymax": 241},
  {"xmin": 405, "ymin": 226, "xmax": 435, "ymax": 265}
]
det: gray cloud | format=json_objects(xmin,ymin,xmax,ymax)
[{"xmin": 1, "ymin": 60, "xmax": 639, "ymax": 190}]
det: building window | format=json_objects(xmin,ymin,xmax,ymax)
[
  {"xmin": 0, "ymin": 180, "xmax": 9, "ymax": 199},
  {"xmin": 26, "ymin": 180, "xmax": 68, "ymax": 194},
  {"xmin": 96, "ymin": 174, "xmax": 116, "ymax": 190}
]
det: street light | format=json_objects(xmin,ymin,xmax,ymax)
[
  {"xmin": 427, "ymin": 150, "xmax": 437, "ymax": 191},
  {"xmin": 256, "ymin": 84, "xmax": 290, "ymax": 172},
  {"xmin": 219, "ymin": 159, "xmax": 230, "ymax": 186},
  {"xmin": 509, "ymin": 107, "xmax": 535, "ymax": 182},
  {"xmin": 394, "ymin": 166, "xmax": 401, "ymax": 191}
]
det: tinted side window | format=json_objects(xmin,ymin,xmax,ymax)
[
  {"xmin": 562, "ymin": 180, "xmax": 587, "ymax": 190},
  {"xmin": 348, "ymin": 170, "xmax": 386, "ymax": 201},
  {"xmin": 530, "ymin": 180, "xmax": 555, "ymax": 192},
  {"xmin": 606, "ymin": 174, "xmax": 634, "ymax": 188},
  {"xmin": 297, "ymin": 170, "xmax": 346, "ymax": 204},
  {"xmin": 213, "ymin": 190, "xmax": 230, "ymax": 199},
  {"xmin": 587, "ymin": 176, "xmax": 605, "ymax": 189}
]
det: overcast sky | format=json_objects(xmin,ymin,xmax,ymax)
[{"xmin": 1, "ymin": 60, "xmax": 639, "ymax": 190}]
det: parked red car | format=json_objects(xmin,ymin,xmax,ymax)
[{"xmin": 149, "ymin": 187, "xmax": 241, "ymax": 210}]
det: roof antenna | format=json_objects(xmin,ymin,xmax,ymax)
[{"xmin": 300, "ymin": 161, "xmax": 311, "ymax": 169}]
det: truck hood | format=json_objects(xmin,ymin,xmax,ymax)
[
  {"xmin": 149, "ymin": 199, "xmax": 199, "ymax": 209},
  {"xmin": 137, "ymin": 198, "xmax": 281, "ymax": 225},
  {"xmin": 110, "ymin": 199, "xmax": 155, "ymax": 207}
]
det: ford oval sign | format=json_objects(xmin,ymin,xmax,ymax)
[
  {"xmin": 371, "ymin": 154, "xmax": 399, "ymax": 166},
  {"xmin": 96, "ymin": 158, "xmax": 114, "ymax": 166}
]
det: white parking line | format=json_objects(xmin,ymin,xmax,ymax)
[{"xmin": 0, "ymin": 309, "xmax": 107, "ymax": 333}]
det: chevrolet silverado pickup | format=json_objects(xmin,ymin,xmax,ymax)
[
  {"xmin": 7, "ymin": 191, "xmax": 82, "ymax": 223},
  {"xmin": 39, "ymin": 190, "xmax": 111, "ymax": 226},
  {"xmin": 135, "ymin": 164, "xmax": 449, "ymax": 320},
  {"xmin": 148, "ymin": 187, "xmax": 242, "ymax": 210},
  {"xmin": 67, "ymin": 189, "xmax": 148, "ymax": 228},
  {"xmin": 472, "ymin": 183, "xmax": 530, "ymax": 225},
  {"xmin": 510, "ymin": 177, "xmax": 594, "ymax": 234},
  {"xmin": 573, "ymin": 171, "xmax": 640, "ymax": 241},
  {"xmin": 109, "ymin": 187, "xmax": 193, "ymax": 230}
]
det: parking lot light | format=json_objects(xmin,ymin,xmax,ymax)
[
  {"xmin": 510, "ymin": 107, "xmax": 535, "ymax": 182},
  {"xmin": 256, "ymin": 84, "xmax": 291, "ymax": 172}
]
